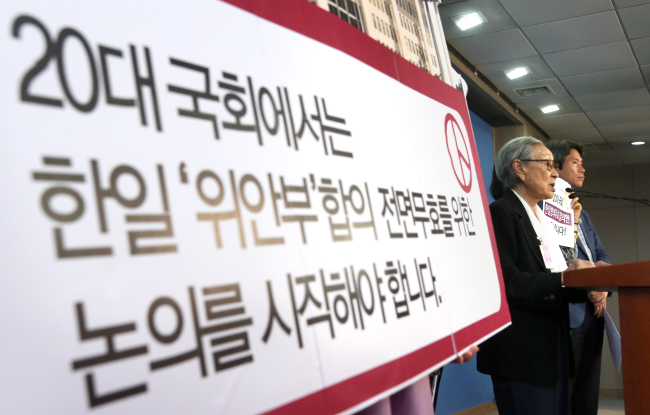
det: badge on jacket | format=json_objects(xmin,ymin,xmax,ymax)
[{"xmin": 538, "ymin": 237, "xmax": 555, "ymax": 269}]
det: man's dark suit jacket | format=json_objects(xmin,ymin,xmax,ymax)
[
  {"xmin": 576, "ymin": 211, "xmax": 609, "ymax": 264},
  {"xmin": 570, "ymin": 209, "xmax": 611, "ymax": 327},
  {"xmin": 477, "ymin": 189, "xmax": 586, "ymax": 388}
]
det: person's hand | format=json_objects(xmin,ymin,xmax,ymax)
[
  {"xmin": 571, "ymin": 196, "xmax": 583, "ymax": 222},
  {"xmin": 566, "ymin": 258, "xmax": 595, "ymax": 271},
  {"xmin": 588, "ymin": 291, "xmax": 607, "ymax": 305},
  {"xmin": 562, "ymin": 259, "xmax": 595, "ymax": 284},
  {"xmin": 452, "ymin": 346, "xmax": 479, "ymax": 364},
  {"xmin": 594, "ymin": 299, "xmax": 606, "ymax": 318},
  {"xmin": 588, "ymin": 291, "xmax": 607, "ymax": 318},
  {"xmin": 592, "ymin": 262, "xmax": 610, "ymax": 317}
]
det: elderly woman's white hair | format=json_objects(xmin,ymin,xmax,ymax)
[{"xmin": 492, "ymin": 136, "xmax": 544, "ymax": 197}]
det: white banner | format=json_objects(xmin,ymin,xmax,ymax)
[
  {"xmin": 542, "ymin": 177, "xmax": 575, "ymax": 248},
  {"xmin": 0, "ymin": 1, "xmax": 509, "ymax": 414}
]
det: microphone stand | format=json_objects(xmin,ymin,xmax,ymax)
[{"xmin": 566, "ymin": 188, "xmax": 650, "ymax": 208}]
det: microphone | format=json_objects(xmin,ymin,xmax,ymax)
[{"xmin": 565, "ymin": 188, "xmax": 579, "ymax": 200}]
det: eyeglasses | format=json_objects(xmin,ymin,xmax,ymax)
[{"xmin": 520, "ymin": 159, "xmax": 556, "ymax": 171}]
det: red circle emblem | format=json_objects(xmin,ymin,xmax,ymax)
[{"xmin": 445, "ymin": 113, "xmax": 472, "ymax": 193}]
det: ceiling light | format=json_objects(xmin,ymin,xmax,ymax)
[
  {"xmin": 631, "ymin": 141, "xmax": 646, "ymax": 145},
  {"xmin": 541, "ymin": 104, "xmax": 560, "ymax": 114},
  {"xmin": 506, "ymin": 67, "xmax": 530, "ymax": 80},
  {"xmin": 453, "ymin": 13, "xmax": 485, "ymax": 31}
]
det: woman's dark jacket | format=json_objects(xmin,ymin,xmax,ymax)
[{"xmin": 477, "ymin": 189, "xmax": 587, "ymax": 387}]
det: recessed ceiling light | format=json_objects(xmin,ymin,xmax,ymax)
[
  {"xmin": 506, "ymin": 67, "xmax": 530, "ymax": 80},
  {"xmin": 453, "ymin": 13, "xmax": 485, "ymax": 31},
  {"xmin": 541, "ymin": 104, "xmax": 560, "ymax": 114},
  {"xmin": 631, "ymin": 141, "xmax": 646, "ymax": 145}
]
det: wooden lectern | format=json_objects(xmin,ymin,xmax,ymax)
[{"xmin": 564, "ymin": 260, "xmax": 650, "ymax": 415}]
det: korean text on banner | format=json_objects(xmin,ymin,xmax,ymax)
[
  {"xmin": 0, "ymin": 0, "xmax": 509, "ymax": 414},
  {"xmin": 542, "ymin": 177, "xmax": 575, "ymax": 248}
]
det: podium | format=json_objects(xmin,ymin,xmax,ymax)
[{"xmin": 563, "ymin": 260, "xmax": 650, "ymax": 415}]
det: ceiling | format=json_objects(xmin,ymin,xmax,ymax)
[{"xmin": 438, "ymin": 0, "xmax": 650, "ymax": 167}]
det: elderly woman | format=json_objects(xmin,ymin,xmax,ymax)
[{"xmin": 477, "ymin": 137, "xmax": 594, "ymax": 415}]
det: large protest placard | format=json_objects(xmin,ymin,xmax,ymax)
[{"xmin": 0, "ymin": 0, "xmax": 510, "ymax": 413}]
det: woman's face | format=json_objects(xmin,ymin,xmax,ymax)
[{"xmin": 517, "ymin": 145, "xmax": 558, "ymax": 201}]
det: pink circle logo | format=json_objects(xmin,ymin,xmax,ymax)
[{"xmin": 445, "ymin": 113, "xmax": 472, "ymax": 193}]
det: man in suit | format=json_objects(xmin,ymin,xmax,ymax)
[{"xmin": 546, "ymin": 140, "xmax": 611, "ymax": 415}]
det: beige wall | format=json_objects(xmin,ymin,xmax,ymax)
[
  {"xmin": 493, "ymin": 125, "xmax": 548, "ymax": 159},
  {"xmin": 579, "ymin": 163, "xmax": 650, "ymax": 390}
]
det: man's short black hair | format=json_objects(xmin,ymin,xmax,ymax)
[{"xmin": 545, "ymin": 140, "xmax": 584, "ymax": 170}]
